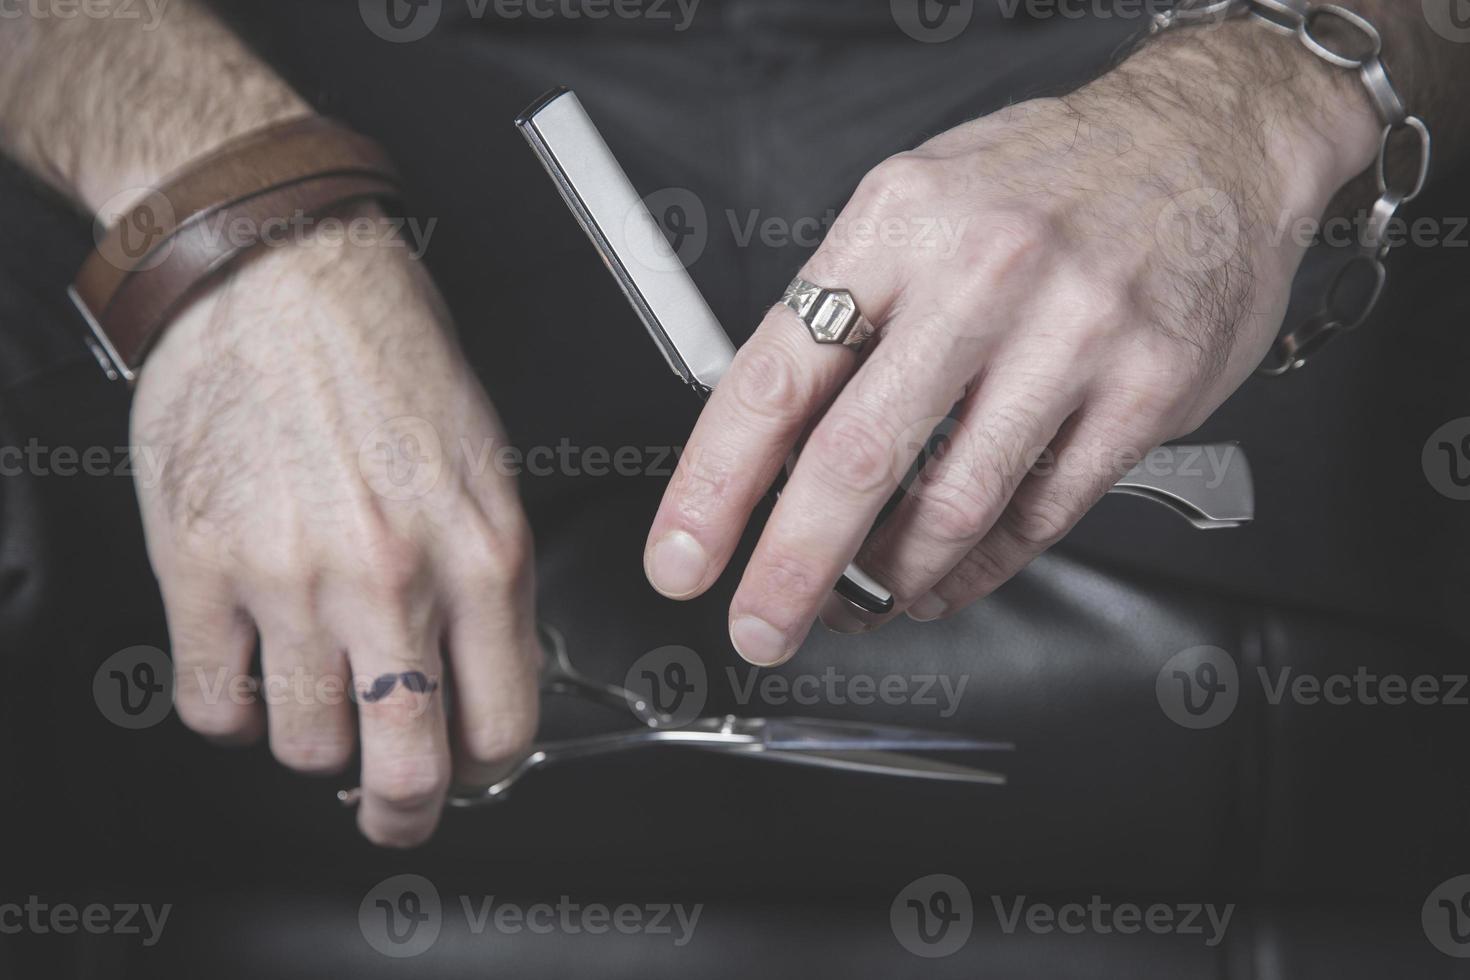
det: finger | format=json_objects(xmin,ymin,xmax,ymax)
[
  {"xmin": 440, "ymin": 512, "xmax": 540, "ymax": 789},
  {"xmin": 839, "ymin": 366, "xmax": 1083, "ymax": 626},
  {"xmin": 160, "ymin": 567, "xmax": 263, "ymax": 745},
  {"xmin": 643, "ymin": 214, "xmax": 905, "ymax": 602},
  {"xmin": 727, "ymin": 313, "xmax": 982, "ymax": 665},
  {"xmin": 340, "ymin": 597, "xmax": 451, "ymax": 849},
  {"xmin": 916, "ymin": 407, "xmax": 1164, "ymax": 619},
  {"xmin": 252, "ymin": 592, "xmax": 354, "ymax": 775}
]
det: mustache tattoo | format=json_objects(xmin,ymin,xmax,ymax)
[{"xmin": 359, "ymin": 671, "xmax": 439, "ymax": 703}]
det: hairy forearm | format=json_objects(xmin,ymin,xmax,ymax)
[
  {"xmin": 0, "ymin": 0, "xmax": 307, "ymax": 213},
  {"xmin": 1111, "ymin": 3, "xmax": 1467, "ymax": 207}
]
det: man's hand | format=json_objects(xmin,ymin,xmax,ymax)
[
  {"xmin": 643, "ymin": 19, "xmax": 1393, "ymax": 664},
  {"xmin": 131, "ymin": 213, "xmax": 540, "ymax": 846},
  {"xmin": 0, "ymin": 1, "xmax": 540, "ymax": 846}
]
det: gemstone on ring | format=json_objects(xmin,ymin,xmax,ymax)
[{"xmin": 779, "ymin": 276, "xmax": 874, "ymax": 349}]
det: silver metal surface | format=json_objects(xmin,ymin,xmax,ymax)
[
  {"xmin": 1358, "ymin": 58, "xmax": 1405, "ymax": 125},
  {"xmin": 538, "ymin": 623, "xmax": 667, "ymax": 727},
  {"xmin": 515, "ymin": 88, "xmax": 735, "ymax": 390},
  {"xmin": 1111, "ymin": 443, "xmax": 1254, "ymax": 529},
  {"xmin": 431, "ymin": 715, "xmax": 1011, "ymax": 808},
  {"xmin": 779, "ymin": 276, "xmax": 876, "ymax": 350},
  {"xmin": 1376, "ymin": 116, "xmax": 1430, "ymax": 203},
  {"xmin": 1298, "ymin": 5, "xmax": 1380, "ymax": 70},
  {"xmin": 68, "ymin": 286, "xmax": 133, "ymax": 383},
  {"xmin": 336, "ymin": 624, "xmax": 1012, "ymax": 809},
  {"xmin": 1246, "ymin": 0, "xmax": 1306, "ymax": 34}
]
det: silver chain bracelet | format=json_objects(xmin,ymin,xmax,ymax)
[{"xmin": 1150, "ymin": 0, "xmax": 1432, "ymax": 376}]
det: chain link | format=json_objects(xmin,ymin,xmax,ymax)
[{"xmin": 1150, "ymin": 0, "xmax": 1432, "ymax": 376}]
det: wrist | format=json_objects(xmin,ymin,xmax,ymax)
[
  {"xmin": 143, "ymin": 202, "xmax": 443, "ymax": 380},
  {"xmin": 80, "ymin": 95, "xmax": 313, "ymax": 219},
  {"xmin": 1102, "ymin": 18, "xmax": 1381, "ymax": 219},
  {"xmin": 0, "ymin": 2, "xmax": 310, "ymax": 215}
]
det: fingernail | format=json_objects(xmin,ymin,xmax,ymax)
[
  {"xmin": 645, "ymin": 530, "xmax": 708, "ymax": 598},
  {"xmin": 819, "ymin": 595, "xmax": 870, "ymax": 635},
  {"xmin": 908, "ymin": 591, "xmax": 948, "ymax": 622},
  {"xmin": 730, "ymin": 615, "xmax": 791, "ymax": 666}
]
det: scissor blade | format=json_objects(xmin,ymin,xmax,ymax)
[
  {"xmin": 757, "ymin": 717, "xmax": 1014, "ymax": 753},
  {"xmin": 753, "ymin": 749, "xmax": 1007, "ymax": 784},
  {"xmin": 516, "ymin": 88, "xmax": 736, "ymax": 390}
]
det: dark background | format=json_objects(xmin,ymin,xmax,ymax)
[{"xmin": 1, "ymin": 1, "xmax": 1468, "ymax": 975}]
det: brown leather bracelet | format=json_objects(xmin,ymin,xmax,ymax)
[{"xmin": 69, "ymin": 116, "xmax": 402, "ymax": 383}]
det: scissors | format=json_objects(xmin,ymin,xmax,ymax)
[
  {"xmin": 338, "ymin": 625, "xmax": 1013, "ymax": 809},
  {"xmin": 513, "ymin": 87, "xmax": 1256, "ymax": 615}
]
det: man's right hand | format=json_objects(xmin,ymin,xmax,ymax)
[{"xmin": 131, "ymin": 207, "xmax": 541, "ymax": 847}]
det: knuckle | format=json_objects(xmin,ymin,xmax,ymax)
[
  {"xmin": 974, "ymin": 401, "xmax": 1048, "ymax": 473},
  {"xmin": 912, "ymin": 481, "xmax": 1001, "ymax": 545},
  {"xmin": 362, "ymin": 819, "xmax": 437, "ymax": 850},
  {"xmin": 370, "ymin": 755, "xmax": 450, "ymax": 811},
  {"xmin": 461, "ymin": 714, "xmax": 536, "ymax": 765},
  {"xmin": 947, "ymin": 545, "xmax": 1009, "ymax": 600},
  {"xmin": 729, "ymin": 336, "xmax": 813, "ymax": 426},
  {"xmin": 1093, "ymin": 367, "xmax": 1184, "ymax": 429},
  {"xmin": 858, "ymin": 153, "xmax": 942, "ymax": 210},
  {"xmin": 962, "ymin": 207, "xmax": 1051, "ymax": 282},
  {"xmin": 1055, "ymin": 274, "xmax": 1139, "ymax": 330},
  {"xmin": 809, "ymin": 411, "xmax": 897, "ymax": 495},
  {"xmin": 670, "ymin": 440, "xmax": 740, "ymax": 532},
  {"xmin": 349, "ymin": 529, "xmax": 428, "ymax": 600},
  {"xmin": 174, "ymin": 694, "xmax": 253, "ymax": 740},
  {"xmin": 751, "ymin": 547, "xmax": 825, "ymax": 609},
  {"xmin": 243, "ymin": 543, "xmax": 316, "ymax": 594},
  {"xmin": 1002, "ymin": 491, "xmax": 1077, "ymax": 550},
  {"xmin": 272, "ymin": 732, "xmax": 353, "ymax": 774},
  {"xmin": 457, "ymin": 509, "xmax": 533, "ymax": 587}
]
